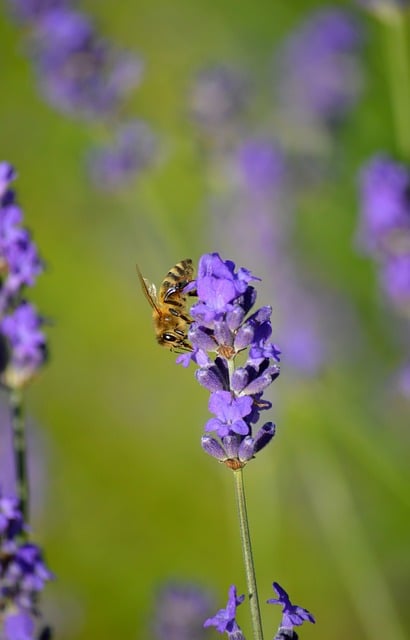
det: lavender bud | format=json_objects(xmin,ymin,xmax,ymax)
[
  {"xmin": 222, "ymin": 434, "xmax": 242, "ymax": 459},
  {"xmin": 201, "ymin": 435, "xmax": 228, "ymax": 461},
  {"xmin": 238, "ymin": 436, "xmax": 255, "ymax": 462},
  {"xmin": 234, "ymin": 324, "xmax": 254, "ymax": 351},
  {"xmin": 214, "ymin": 319, "xmax": 233, "ymax": 347},
  {"xmin": 231, "ymin": 368, "xmax": 248, "ymax": 393},
  {"xmin": 253, "ymin": 422, "xmax": 276, "ymax": 452},
  {"xmin": 195, "ymin": 368, "xmax": 222, "ymax": 392},
  {"xmin": 226, "ymin": 305, "xmax": 245, "ymax": 331},
  {"xmin": 189, "ymin": 325, "xmax": 216, "ymax": 352}
]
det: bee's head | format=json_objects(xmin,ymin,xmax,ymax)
[{"xmin": 158, "ymin": 332, "xmax": 192, "ymax": 353}]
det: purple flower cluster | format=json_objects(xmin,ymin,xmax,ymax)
[
  {"xmin": 358, "ymin": 154, "xmax": 410, "ymax": 256},
  {"xmin": 357, "ymin": 155, "xmax": 410, "ymax": 316},
  {"xmin": 6, "ymin": 1, "xmax": 156, "ymax": 189},
  {"xmin": 0, "ymin": 493, "xmax": 25, "ymax": 553},
  {"xmin": 205, "ymin": 582, "xmax": 314, "ymax": 638},
  {"xmin": 0, "ymin": 163, "xmax": 47, "ymax": 389},
  {"xmin": 178, "ymin": 253, "xmax": 280, "ymax": 467},
  {"xmin": 0, "ymin": 490, "xmax": 53, "ymax": 640},
  {"xmin": 274, "ymin": 8, "xmax": 363, "ymax": 129},
  {"xmin": 0, "ymin": 164, "xmax": 43, "ymax": 314},
  {"xmin": 357, "ymin": 154, "xmax": 410, "ymax": 395},
  {"xmin": 31, "ymin": 7, "xmax": 143, "ymax": 119}
]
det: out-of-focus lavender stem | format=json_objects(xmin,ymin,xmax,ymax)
[
  {"xmin": 382, "ymin": 10, "xmax": 410, "ymax": 160},
  {"xmin": 10, "ymin": 388, "xmax": 29, "ymax": 524}
]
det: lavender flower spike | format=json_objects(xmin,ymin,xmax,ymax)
[
  {"xmin": 1, "ymin": 301, "xmax": 48, "ymax": 389},
  {"xmin": 267, "ymin": 582, "xmax": 315, "ymax": 633},
  {"xmin": 178, "ymin": 252, "xmax": 279, "ymax": 468},
  {"xmin": 357, "ymin": 154, "xmax": 410, "ymax": 256},
  {"xmin": 0, "ymin": 161, "xmax": 44, "ymax": 314},
  {"xmin": 203, "ymin": 585, "xmax": 245, "ymax": 638},
  {"xmin": 0, "ymin": 488, "xmax": 53, "ymax": 640}
]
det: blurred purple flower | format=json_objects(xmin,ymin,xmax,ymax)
[
  {"xmin": 380, "ymin": 253, "xmax": 410, "ymax": 316},
  {"xmin": 0, "ymin": 163, "xmax": 17, "ymax": 199},
  {"xmin": 1, "ymin": 542, "xmax": 53, "ymax": 612},
  {"xmin": 3, "ymin": 608, "xmax": 35, "ymax": 640},
  {"xmin": 151, "ymin": 581, "xmax": 215, "ymax": 640},
  {"xmin": 267, "ymin": 582, "xmax": 315, "ymax": 630},
  {"xmin": 0, "ymin": 163, "xmax": 44, "ymax": 315},
  {"xmin": 357, "ymin": 154, "xmax": 410, "ymax": 256},
  {"xmin": 203, "ymin": 585, "xmax": 245, "ymax": 637},
  {"xmin": 0, "ymin": 491, "xmax": 25, "ymax": 553},
  {"xmin": 235, "ymin": 138, "xmax": 285, "ymax": 195},
  {"xmin": 88, "ymin": 120, "xmax": 156, "ymax": 190},
  {"xmin": 0, "ymin": 487, "xmax": 53, "ymax": 638},
  {"xmin": 31, "ymin": 8, "xmax": 143, "ymax": 119},
  {"xmin": 1, "ymin": 301, "xmax": 47, "ymax": 389},
  {"xmin": 275, "ymin": 8, "xmax": 363, "ymax": 128},
  {"xmin": 0, "ymin": 232, "xmax": 43, "ymax": 311}
]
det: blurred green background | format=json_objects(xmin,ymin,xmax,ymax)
[{"xmin": 1, "ymin": 0, "xmax": 409, "ymax": 639}]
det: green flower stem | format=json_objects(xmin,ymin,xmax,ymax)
[
  {"xmin": 233, "ymin": 467, "xmax": 264, "ymax": 640},
  {"xmin": 10, "ymin": 388, "xmax": 29, "ymax": 523},
  {"xmin": 382, "ymin": 9, "xmax": 410, "ymax": 160}
]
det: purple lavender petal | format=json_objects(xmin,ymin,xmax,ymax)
[
  {"xmin": 204, "ymin": 584, "xmax": 244, "ymax": 634},
  {"xmin": 267, "ymin": 582, "xmax": 315, "ymax": 629}
]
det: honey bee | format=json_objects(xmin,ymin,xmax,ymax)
[{"xmin": 137, "ymin": 258, "xmax": 195, "ymax": 352}]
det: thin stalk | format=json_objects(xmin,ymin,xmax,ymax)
[
  {"xmin": 382, "ymin": 10, "xmax": 410, "ymax": 160},
  {"xmin": 10, "ymin": 388, "xmax": 29, "ymax": 523},
  {"xmin": 233, "ymin": 467, "xmax": 264, "ymax": 640}
]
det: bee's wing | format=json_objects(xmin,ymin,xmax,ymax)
[{"xmin": 136, "ymin": 265, "xmax": 161, "ymax": 313}]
